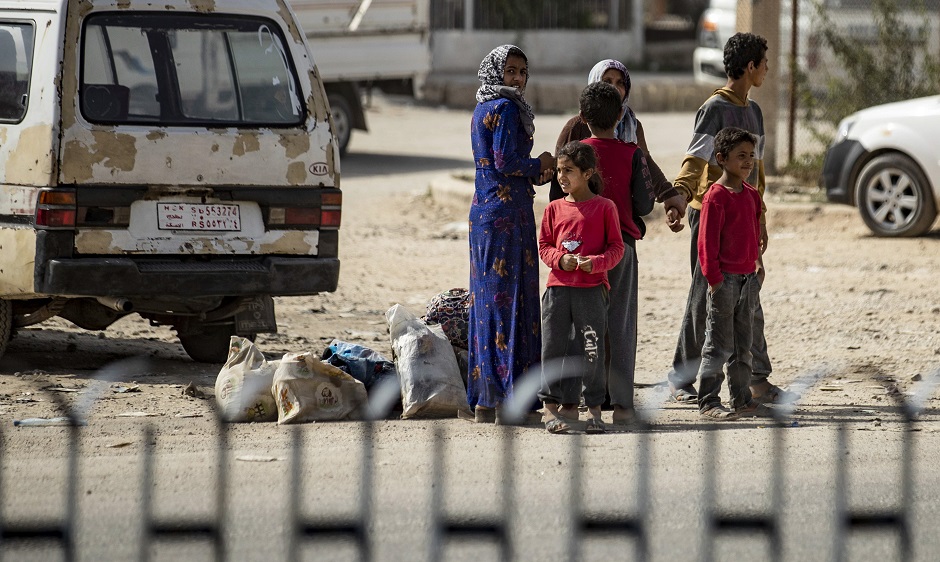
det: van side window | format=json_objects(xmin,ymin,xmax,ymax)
[
  {"xmin": 0, "ymin": 22, "xmax": 34, "ymax": 122},
  {"xmin": 80, "ymin": 13, "xmax": 304, "ymax": 126}
]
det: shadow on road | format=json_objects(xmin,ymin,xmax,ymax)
[
  {"xmin": 0, "ymin": 328, "xmax": 210, "ymax": 383},
  {"xmin": 340, "ymin": 151, "xmax": 471, "ymax": 179}
]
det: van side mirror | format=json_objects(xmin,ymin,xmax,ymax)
[{"xmin": 82, "ymin": 84, "xmax": 130, "ymax": 121}]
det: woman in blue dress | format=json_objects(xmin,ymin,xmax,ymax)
[{"xmin": 465, "ymin": 45, "xmax": 554, "ymax": 423}]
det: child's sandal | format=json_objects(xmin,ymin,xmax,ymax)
[{"xmin": 699, "ymin": 405, "xmax": 739, "ymax": 421}]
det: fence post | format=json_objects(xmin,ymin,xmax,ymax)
[
  {"xmin": 737, "ymin": 0, "xmax": 782, "ymax": 174},
  {"xmin": 463, "ymin": 0, "xmax": 473, "ymax": 31}
]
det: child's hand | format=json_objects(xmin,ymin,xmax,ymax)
[
  {"xmin": 537, "ymin": 152, "xmax": 555, "ymax": 173},
  {"xmin": 537, "ymin": 167, "xmax": 554, "ymax": 185},
  {"xmin": 559, "ymin": 254, "xmax": 579, "ymax": 271},
  {"xmin": 666, "ymin": 208, "xmax": 684, "ymax": 232},
  {"xmin": 708, "ymin": 281, "xmax": 722, "ymax": 294},
  {"xmin": 577, "ymin": 256, "xmax": 593, "ymax": 273}
]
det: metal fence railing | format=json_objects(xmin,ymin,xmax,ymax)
[{"xmin": 1, "ymin": 364, "xmax": 938, "ymax": 561}]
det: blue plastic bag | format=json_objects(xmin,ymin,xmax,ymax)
[{"xmin": 321, "ymin": 340, "xmax": 398, "ymax": 390}]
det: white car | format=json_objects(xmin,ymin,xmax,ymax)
[
  {"xmin": 692, "ymin": 0, "xmax": 737, "ymax": 86},
  {"xmin": 821, "ymin": 96, "xmax": 940, "ymax": 237}
]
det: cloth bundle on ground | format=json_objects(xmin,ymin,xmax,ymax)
[
  {"xmin": 387, "ymin": 304, "xmax": 470, "ymax": 419},
  {"xmin": 272, "ymin": 351, "xmax": 368, "ymax": 424},
  {"xmin": 214, "ymin": 337, "xmax": 279, "ymax": 422},
  {"xmin": 424, "ymin": 288, "xmax": 470, "ymax": 349},
  {"xmin": 321, "ymin": 339, "xmax": 398, "ymax": 390}
]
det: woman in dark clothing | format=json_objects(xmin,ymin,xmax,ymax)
[{"xmin": 464, "ymin": 45, "xmax": 554, "ymax": 424}]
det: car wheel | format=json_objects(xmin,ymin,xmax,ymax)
[
  {"xmin": 855, "ymin": 153, "xmax": 937, "ymax": 237},
  {"xmin": 178, "ymin": 324, "xmax": 251, "ymax": 363},
  {"xmin": 326, "ymin": 93, "xmax": 352, "ymax": 156}
]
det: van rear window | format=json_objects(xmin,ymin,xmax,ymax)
[
  {"xmin": 81, "ymin": 13, "xmax": 304, "ymax": 126},
  {"xmin": 0, "ymin": 22, "xmax": 34, "ymax": 123}
]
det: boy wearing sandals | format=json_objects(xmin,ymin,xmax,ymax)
[
  {"xmin": 667, "ymin": 32, "xmax": 798, "ymax": 406},
  {"xmin": 696, "ymin": 127, "xmax": 773, "ymax": 420}
]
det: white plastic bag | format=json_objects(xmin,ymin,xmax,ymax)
[
  {"xmin": 214, "ymin": 337, "xmax": 279, "ymax": 422},
  {"xmin": 387, "ymin": 304, "xmax": 469, "ymax": 419},
  {"xmin": 272, "ymin": 351, "xmax": 368, "ymax": 424}
]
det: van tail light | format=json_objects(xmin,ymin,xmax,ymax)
[
  {"xmin": 321, "ymin": 209, "xmax": 341, "ymax": 228},
  {"xmin": 36, "ymin": 189, "xmax": 77, "ymax": 229},
  {"xmin": 321, "ymin": 191, "xmax": 341, "ymax": 229},
  {"xmin": 267, "ymin": 191, "xmax": 341, "ymax": 230}
]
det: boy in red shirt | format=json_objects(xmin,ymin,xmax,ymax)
[
  {"xmin": 538, "ymin": 141, "xmax": 624, "ymax": 434},
  {"xmin": 696, "ymin": 127, "xmax": 773, "ymax": 420},
  {"xmin": 579, "ymin": 82, "xmax": 654, "ymax": 425}
]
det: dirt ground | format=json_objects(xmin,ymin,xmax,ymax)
[
  {"xmin": 1, "ymin": 98, "xmax": 939, "ymax": 427},
  {"xmin": 3, "ymin": 185, "xmax": 939, "ymax": 426},
  {"xmin": 3, "ymin": 98, "xmax": 940, "ymax": 561}
]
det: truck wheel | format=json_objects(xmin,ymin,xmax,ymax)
[
  {"xmin": 327, "ymin": 93, "xmax": 353, "ymax": 155},
  {"xmin": 178, "ymin": 324, "xmax": 245, "ymax": 363},
  {"xmin": 856, "ymin": 153, "xmax": 937, "ymax": 237},
  {"xmin": 0, "ymin": 300, "xmax": 11, "ymax": 359}
]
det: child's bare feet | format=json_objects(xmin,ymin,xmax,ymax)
[
  {"xmin": 612, "ymin": 405, "xmax": 636, "ymax": 425},
  {"xmin": 558, "ymin": 403, "xmax": 579, "ymax": 421}
]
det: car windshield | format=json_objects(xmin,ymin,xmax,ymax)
[{"xmin": 81, "ymin": 13, "xmax": 303, "ymax": 126}]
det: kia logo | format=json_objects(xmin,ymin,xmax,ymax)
[{"xmin": 309, "ymin": 162, "xmax": 329, "ymax": 176}]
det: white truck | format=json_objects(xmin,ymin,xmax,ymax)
[{"xmin": 290, "ymin": 0, "xmax": 431, "ymax": 154}]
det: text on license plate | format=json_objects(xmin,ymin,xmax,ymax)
[{"xmin": 157, "ymin": 203, "xmax": 241, "ymax": 231}]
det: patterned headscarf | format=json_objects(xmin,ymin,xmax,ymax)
[
  {"xmin": 587, "ymin": 59, "xmax": 638, "ymax": 144},
  {"xmin": 476, "ymin": 44, "xmax": 536, "ymax": 137}
]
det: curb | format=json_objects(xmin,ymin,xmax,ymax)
[{"xmin": 422, "ymin": 73, "xmax": 716, "ymax": 115}]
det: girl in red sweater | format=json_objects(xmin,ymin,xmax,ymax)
[{"xmin": 537, "ymin": 141, "xmax": 624, "ymax": 434}]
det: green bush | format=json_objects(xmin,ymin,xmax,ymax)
[{"xmin": 793, "ymin": 0, "xmax": 940, "ymax": 173}]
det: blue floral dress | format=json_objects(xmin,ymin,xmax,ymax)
[{"xmin": 468, "ymin": 98, "xmax": 542, "ymax": 409}]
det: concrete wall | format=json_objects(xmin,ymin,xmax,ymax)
[{"xmin": 430, "ymin": 30, "xmax": 644, "ymax": 74}]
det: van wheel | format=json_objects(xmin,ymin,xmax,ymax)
[
  {"xmin": 178, "ymin": 324, "xmax": 244, "ymax": 363},
  {"xmin": 327, "ymin": 93, "xmax": 352, "ymax": 155},
  {"xmin": 0, "ymin": 300, "xmax": 12, "ymax": 359}
]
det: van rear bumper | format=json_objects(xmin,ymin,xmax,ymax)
[{"xmin": 38, "ymin": 257, "xmax": 340, "ymax": 297}]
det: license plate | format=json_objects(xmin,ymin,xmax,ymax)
[{"xmin": 157, "ymin": 203, "xmax": 241, "ymax": 231}]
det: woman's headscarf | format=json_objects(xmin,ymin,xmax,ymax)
[
  {"xmin": 476, "ymin": 44, "xmax": 536, "ymax": 137},
  {"xmin": 587, "ymin": 59, "xmax": 638, "ymax": 144}
]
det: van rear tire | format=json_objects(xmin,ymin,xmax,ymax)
[
  {"xmin": 0, "ymin": 300, "xmax": 11, "ymax": 359},
  {"xmin": 178, "ymin": 324, "xmax": 243, "ymax": 363}
]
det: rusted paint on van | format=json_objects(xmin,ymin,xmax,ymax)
[
  {"xmin": 0, "ymin": 229, "xmax": 39, "ymax": 294},
  {"xmin": 62, "ymin": 131, "xmax": 137, "ymax": 182},
  {"xmin": 5, "ymin": 125, "xmax": 57, "ymax": 186},
  {"xmin": 258, "ymin": 230, "xmax": 316, "ymax": 254},
  {"xmin": 74, "ymin": 230, "xmax": 115, "ymax": 254},
  {"xmin": 275, "ymin": 0, "xmax": 302, "ymax": 41},
  {"xmin": 233, "ymin": 134, "xmax": 261, "ymax": 157},
  {"xmin": 286, "ymin": 161, "xmax": 306, "ymax": 184},
  {"xmin": 326, "ymin": 139, "xmax": 338, "ymax": 188},
  {"xmin": 187, "ymin": 0, "xmax": 217, "ymax": 13},
  {"xmin": 278, "ymin": 134, "xmax": 309, "ymax": 159}
]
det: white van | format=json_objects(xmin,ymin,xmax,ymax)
[{"xmin": 0, "ymin": 0, "xmax": 342, "ymax": 362}]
